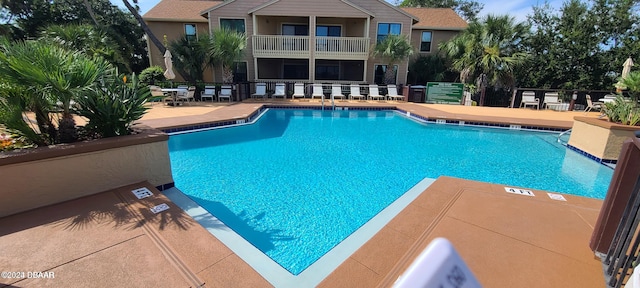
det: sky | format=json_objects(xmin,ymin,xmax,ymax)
[{"xmin": 113, "ymin": 0, "xmax": 564, "ymax": 24}]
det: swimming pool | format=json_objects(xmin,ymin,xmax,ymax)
[{"xmin": 167, "ymin": 109, "xmax": 613, "ymax": 276}]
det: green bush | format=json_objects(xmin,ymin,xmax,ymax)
[
  {"xmin": 74, "ymin": 74, "xmax": 152, "ymax": 137},
  {"xmin": 602, "ymin": 95, "xmax": 640, "ymax": 126},
  {"xmin": 139, "ymin": 66, "xmax": 165, "ymax": 85}
]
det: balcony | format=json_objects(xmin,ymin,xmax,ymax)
[{"xmin": 252, "ymin": 35, "xmax": 369, "ymax": 60}]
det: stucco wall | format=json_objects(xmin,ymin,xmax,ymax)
[
  {"xmin": 567, "ymin": 117, "xmax": 638, "ymax": 160},
  {"xmin": 0, "ymin": 129, "xmax": 173, "ymax": 217}
]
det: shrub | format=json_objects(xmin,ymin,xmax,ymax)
[
  {"xmin": 74, "ymin": 74, "xmax": 152, "ymax": 137},
  {"xmin": 139, "ymin": 66, "xmax": 165, "ymax": 85},
  {"xmin": 602, "ymin": 95, "xmax": 640, "ymax": 126}
]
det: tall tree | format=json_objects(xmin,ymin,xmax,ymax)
[
  {"xmin": 400, "ymin": 0, "xmax": 483, "ymax": 21},
  {"xmin": 440, "ymin": 15, "xmax": 529, "ymax": 105},
  {"xmin": 207, "ymin": 27, "xmax": 247, "ymax": 84},
  {"xmin": 372, "ymin": 34, "xmax": 414, "ymax": 84}
]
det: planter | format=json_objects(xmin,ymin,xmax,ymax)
[
  {"xmin": 567, "ymin": 116, "xmax": 640, "ymax": 162},
  {"xmin": 0, "ymin": 126, "xmax": 173, "ymax": 218}
]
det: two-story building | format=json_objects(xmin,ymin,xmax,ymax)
[{"xmin": 143, "ymin": 0, "xmax": 467, "ymax": 85}]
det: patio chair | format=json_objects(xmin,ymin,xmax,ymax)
[
  {"xmin": 349, "ymin": 84, "xmax": 365, "ymax": 100},
  {"xmin": 252, "ymin": 83, "xmax": 267, "ymax": 100},
  {"xmin": 200, "ymin": 85, "xmax": 216, "ymax": 102},
  {"xmin": 176, "ymin": 86, "xmax": 196, "ymax": 105},
  {"xmin": 386, "ymin": 84, "xmax": 404, "ymax": 101},
  {"xmin": 584, "ymin": 94, "xmax": 603, "ymax": 114},
  {"xmin": 218, "ymin": 85, "xmax": 232, "ymax": 102},
  {"xmin": 542, "ymin": 92, "xmax": 562, "ymax": 109},
  {"xmin": 311, "ymin": 83, "xmax": 324, "ymax": 101},
  {"xmin": 331, "ymin": 83, "xmax": 345, "ymax": 101},
  {"xmin": 149, "ymin": 85, "xmax": 167, "ymax": 104},
  {"xmin": 292, "ymin": 83, "xmax": 306, "ymax": 100},
  {"xmin": 520, "ymin": 91, "xmax": 539, "ymax": 109},
  {"xmin": 368, "ymin": 84, "xmax": 384, "ymax": 101},
  {"xmin": 272, "ymin": 83, "xmax": 286, "ymax": 99}
]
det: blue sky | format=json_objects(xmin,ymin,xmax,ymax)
[{"xmin": 113, "ymin": 0, "xmax": 563, "ymax": 23}]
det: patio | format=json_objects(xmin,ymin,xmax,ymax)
[{"xmin": 1, "ymin": 101, "xmax": 608, "ymax": 287}]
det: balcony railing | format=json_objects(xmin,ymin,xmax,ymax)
[{"xmin": 252, "ymin": 35, "xmax": 369, "ymax": 60}]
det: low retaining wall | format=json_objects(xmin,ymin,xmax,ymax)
[
  {"xmin": 0, "ymin": 127, "xmax": 173, "ymax": 218},
  {"xmin": 568, "ymin": 117, "xmax": 639, "ymax": 162}
]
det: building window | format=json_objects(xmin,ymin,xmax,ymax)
[
  {"xmin": 420, "ymin": 31, "xmax": 432, "ymax": 52},
  {"xmin": 282, "ymin": 24, "xmax": 309, "ymax": 36},
  {"xmin": 221, "ymin": 19, "xmax": 246, "ymax": 33},
  {"xmin": 374, "ymin": 64, "xmax": 398, "ymax": 85},
  {"xmin": 233, "ymin": 62, "xmax": 247, "ymax": 82},
  {"xmin": 377, "ymin": 23, "xmax": 401, "ymax": 42},
  {"xmin": 316, "ymin": 25, "xmax": 341, "ymax": 37},
  {"xmin": 185, "ymin": 24, "xmax": 197, "ymax": 41}
]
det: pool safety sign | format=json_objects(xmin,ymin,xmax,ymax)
[{"xmin": 426, "ymin": 82, "xmax": 464, "ymax": 104}]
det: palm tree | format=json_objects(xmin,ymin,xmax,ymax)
[
  {"xmin": 372, "ymin": 34, "xmax": 414, "ymax": 84},
  {"xmin": 169, "ymin": 34, "xmax": 212, "ymax": 83},
  {"xmin": 0, "ymin": 38, "xmax": 111, "ymax": 143},
  {"xmin": 207, "ymin": 27, "xmax": 247, "ymax": 84},
  {"xmin": 440, "ymin": 15, "xmax": 529, "ymax": 106}
]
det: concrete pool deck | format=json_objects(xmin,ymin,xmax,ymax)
[{"xmin": 1, "ymin": 100, "xmax": 607, "ymax": 287}]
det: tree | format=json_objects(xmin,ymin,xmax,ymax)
[
  {"xmin": 1, "ymin": 0, "xmax": 148, "ymax": 73},
  {"xmin": 440, "ymin": 15, "xmax": 529, "ymax": 105},
  {"xmin": 207, "ymin": 28, "xmax": 247, "ymax": 84},
  {"xmin": 170, "ymin": 34, "xmax": 212, "ymax": 83},
  {"xmin": 400, "ymin": 0, "xmax": 483, "ymax": 21},
  {"xmin": 372, "ymin": 34, "xmax": 414, "ymax": 84}
]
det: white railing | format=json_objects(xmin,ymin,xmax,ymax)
[
  {"xmin": 315, "ymin": 37, "xmax": 369, "ymax": 60},
  {"xmin": 252, "ymin": 35, "xmax": 369, "ymax": 59},
  {"xmin": 252, "ymin": 35, "xmax": 310, "ymax": 58}
]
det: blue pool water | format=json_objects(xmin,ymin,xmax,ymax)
[{"xmin": 168, "ymin": 109, "xmax": 613, "ymax": 275}]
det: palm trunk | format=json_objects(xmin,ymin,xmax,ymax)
[{"xmin": 121, "ymin": 0, "xmax": 189, "ymax": 80}]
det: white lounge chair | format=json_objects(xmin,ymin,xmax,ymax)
[
  {"xmin": 272, "ymin": 83, "xmax": 286, "ymax": 99},
  {"xmin": 386, "ymin": 84, "xmax": 403, "ymax": 101},
  {"xmin": 584, "ymin": 94, "xmax": 603, "ymax": 114},
  {"xmin": 292, "ymin": 83, "xmax": 306, "ymax": 100},
  {"xmin": 200, "ymin": 85, "xmax": 215, "ymax": 102},
  {"xmin": 331, "ymin": 83, "xmax": 345, "ymax": 101},
  {"xmin": 252, "ymin": 83, "xmax": 267, "ymax": 100},
  {"xmin": 218, "ymin": 85, "xmax": 232, "ymax": 102},
  {"xmin": 177, "ymin": 86, "xmax": 196, "ymax": 105},
  {"xmin": 543, "ymin": 92, "xmax": 562, "ymax": 109},
  {"xmin": 349, "ymin": 84, "xmax": 365, "ymax": 100},
  {"xmin": 311, "ymin": 84, "xmax": 324, "ymax": 101},
  {"xmin": 368, "ymin": 84, "xmax": 384, "ymax": 101},
  {"xmin": 520, "ymin": 91, "xmax": 539, "ymax": 109}
]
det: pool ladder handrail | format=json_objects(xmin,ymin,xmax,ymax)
[{"xmin": 557, "ymin": 129, "xmax": 571, "ymax": 145}]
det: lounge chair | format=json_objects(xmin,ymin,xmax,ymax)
[
  {"xmin": 349, "ymin": 84, "xmax": 365, "ymax": 100},
  {"xmin": 311, "ymin": 84, "xmax": 324, "ymax": 101},
  {"xmin": 218, "ymin": 85, "xmax": 232, "ymax": 102},
  {"xmin": 272, "ymin": 83, "xmax": 286, "ymax": 99},
  {"xmin": 331, "ymin": 83, "xmax": 345, "ymax": 101},
  {"xmin": 292, "ymin": 83, "xmax": 306, "ymax": 100},
  {"xmin": 386, "ymin": 84, "xmax": 403, "ymax": 101},
  {"xmin": 368, "ymin": 84, "xmax": 384, "ymax": 101},
  {"xmin": 520, "ymin": 91, "xmax": 539, "ymax": 109},
  {"xmin": 252, "ymin": 83, "xmax": 267, "ymax": 100},
  {"xmin": 543, "ymin": 92, "xmax": 562, "ymax": 110},
  {"xmin": 584, "ymin": 94, "xmax": 603, "ymax": 114},
  {"xmin": 177, "ymin": 86, "xmax": 196, "ymax": 105},
  {"xmin": 200, "ymin": 85, "xmax": 216, "ymax": 102}
]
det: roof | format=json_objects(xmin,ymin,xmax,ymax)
[
  {"xmin": 400, "ymin": 7, "xmax": 468, "ymax": 30},
  {"xmin": 143, "ymin": 0, "xmax": 222, "ymax": 22}
]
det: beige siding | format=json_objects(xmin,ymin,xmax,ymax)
[
  {"xmin": 410, "ymin": 29, "xmax": 459, "ymax": 56},
  {"xmin": 348, "ymin": 0, "xmax": 414, "ymax": 84},
  {"xmin": 252, "ymin": 0, "xmax": 369, "ymax": 18},
  {"xmin": 146, "ymin": 21, "xmax": 213, "ymax": 82}
]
